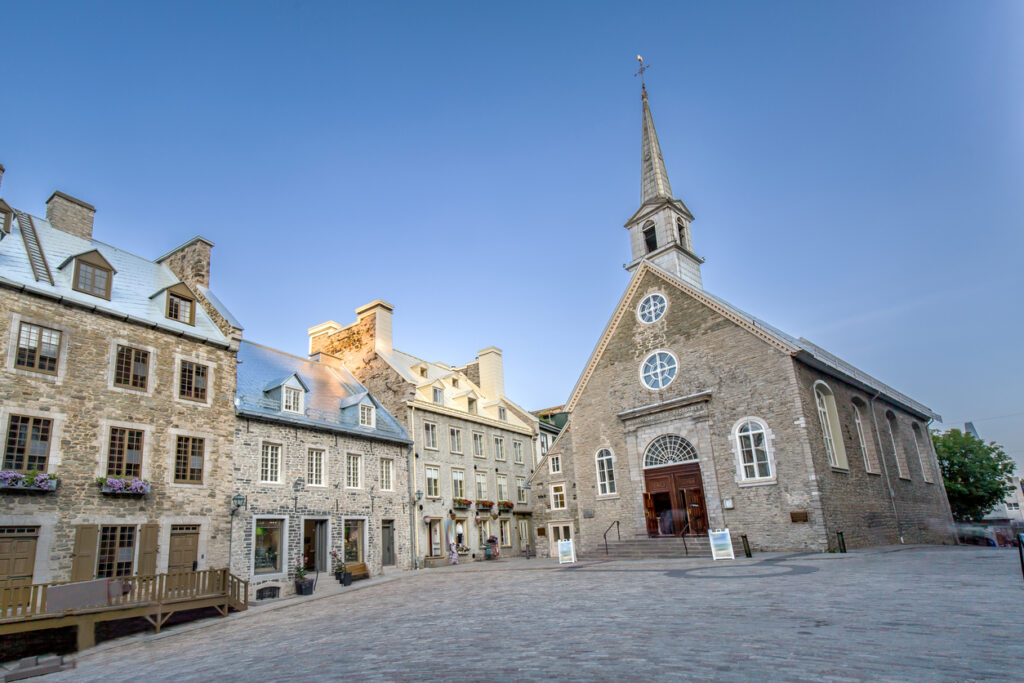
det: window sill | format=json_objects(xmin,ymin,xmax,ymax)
[
  {"xmin": 259, "ymin": 480, "xmax": 284, "ymax": 486},
  {"xmin": 865, "ymin": 471, "xmax": 882, "ymax": 476},
  {"xmin": 898, "ymin": 476, "xmax": 912, "ymax": 481},
  {"xmin": 830, "ymin": 467, "xmax": 850, "ymax": 474},
  {"xmin": 169, "ymin": 482, "xmax": 204, "ymax": 488},
  {"xmin": 596, "ymin": 494, "xmax": 620, "ymax": 500},
  {"xmin": 308, "ymin": 484, "xmax": 327, "ymax": 488},
  {"xmin": 423, "ymin": 447, "xmax": 439, "ymax": 452},
  {"xmin": 737, "ymin": 479, "xmax": 777, "ymax": 488},
  {"xmin": 345, "ymin": 486, "xmax": 363, "ymax": 491}
]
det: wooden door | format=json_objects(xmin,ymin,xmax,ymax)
[
  {"xmin": 71, "ymin": 525, "xmax": 99, "ymax": 582},
  {"xmin": 684, "ymin": 488, "xmax": 709, "ymax": 534},
  {"xmin": 381, "ymin": 520, "xmax": 395, "ymax": 566},
  {"xmin": 643, "ymin": 493, "xmax": 659, "ymax": 536},
  {"xmin": 429, "ymin": 520, "xmax": 441, "ymax": 556},
  {"xmin": 169, "ymin": 526, "xmax": 199, "ymax": 572},
  {"xmin": 0, "ymin": 527, "xmax": 38, "ymax": 587}
]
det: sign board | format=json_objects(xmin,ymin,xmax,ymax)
[
  {"xmin": 557, "ymin": 539, "xmax": 577, "ymax": 564},
  {"xmin": 708, "ymin": 528, "xmax": 735, "ymax": 561}
]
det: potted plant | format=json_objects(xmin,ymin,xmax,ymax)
[
  {"xmin": 294, "ymin": 557, "xmax": 314, "ymax": 595},
  {"xmin": 0, "ymin": 470, "xmax": 58, "ymax": 493},
  {"xmin": 96, "ymin": 476, "xmax": 151, "ymax": 495},
  {"xmin": 452, "ymin": 497, "xmax": 473, "ymax": 510},
  {"xmin": 475, "ymin": 499, "xmax": 494, "ymax": 511},
  {"xmin": 498, "ymin": 500, "xmax": 515, "ymax": 513},
  {"xmin": 331, "ymin": 550, "xmax": 352, "ymax": 586}
]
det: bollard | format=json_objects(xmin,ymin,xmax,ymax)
[
  {"xmin": 1018, "ymin": 534, "xmax": 1024, "ymax": 582},
  {"xmin": 837, "ymin": 531, "xmax": 847, "ymax": 554},
  {"xmin": 740, "ymin": 533, "xmax": 752, "ymax": 558}
]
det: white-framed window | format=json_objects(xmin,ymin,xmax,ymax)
[
  {"xmin": 1008, "ymin": 502, "xmax": 1021, "ymax": 511},
  {"xmin": 359, "ymin": 404, "xmax": 375, "ymax": 428},
  {"xmin": 499, "ymin": 518, "xmax": 511, "ymax": 547},
  {"xmin": 475, "ymin": 472, "xmax": 488, "ymax": 499},
  {"xmin": 346, "ymin": 453, "xmax": 362, "ymax": 488},
  {"xmin": 498, "ymin": 407, "xmax": 507, "ymax": 421},
  {"xmin": 494, "ymin": 436, "xmax": 505, "ymax": 461},
  {"xmin": 380, "ymin": 458, "xmax": 393, "ymax": 491},
  {"xmin": 450, "ymin": 427, "xmax": 463, "ymax": 454},
  {"xmin": 425, "ymin": 465, "xmax": 440, "ymax": 498},
  {"xmin": 637, "ymin": 293, "xmax": 667, "ymax": 323},
  {"xmin": 306, "ymin": 448, "xmax": 325, "ymax": 486},
  {"xmin": 596, "ymin": 448, "xmax": 616, "ymax": 495},
  {"xmin": 260, "ymin": 443, "xmax": 281, "ymax": 484},
  {"xmin": 852, "ymin": 402, "xmax": 879, "ymax": 473},
  {"xmin": 452, "ymin": 469, "xmax": 465, "ymax": 498},
  {"xmin": 283, "ymin": 386, "xmax": 303, "ymax": 414},
  {"xmin": 912, "ymin": 423, "xmax": 932, "ymax": 483},
  {"xmin": 424, "ymin": 421, "xmax": 438, "ymax": 450},
  {"xmin": 644, "ymin": 435, "xmax": 699, "ymax": 468},
  {"xmin": 516, "ymin": 476, "xmax": 527, "ymax": 503},
  {"xmin": 540, "ymin": 434, "xmax": 549, "ymax": 457},
  {"xmin": 885, "ymin": 411, "xmax": 909, "ymax": 479},
  {"xmin": 551, "ymin": 483, "xmax": 566, "ymax": 510},
  {"xmin": 513, "ymin": 441, "xmax": 523, "ymax": 464},
  {"xmin": 433, "ymin": 387, "xmax": 444, "ymax": 405},
  {"xmin": 473, "ymin": 432, "xmax": 485, "ymax": 458},
  {"xmin": 496, "ymin": 474, "xmax": 508, "ymax": 501},
  {"xmin": 733, "ymin": 419, "xmax": 773, "ymax": 482},
  {"xmin": 813, "ymin": 382, "xmax": 848, "ymax": 470},
  {"xmin": 640, "ymin": 350, "xmax": 677, "ymax": 390},
  {"xmin": 549, "ymin": 454, "xmax": 561, "ymax": 474}
]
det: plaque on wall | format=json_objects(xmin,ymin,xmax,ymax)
[
  {"xmin": 790, "ymin": 510, "xmax": 809, "ymax": 523},
  {"xmin": 583, "ymin": 509, "xmax": 595, "ymax": 518}
]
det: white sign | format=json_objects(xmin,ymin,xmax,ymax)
[
  {"xmin": 708, "ymin": 528, "xmax": 735, "ymax": 561},
  {"xmin": 557, "ymin": 539, "xmax": 577, "ymax": 564}
]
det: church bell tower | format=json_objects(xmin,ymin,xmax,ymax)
[{"xmin": 624, "ymin": 86, "xmax": 703, "ymax": 289}]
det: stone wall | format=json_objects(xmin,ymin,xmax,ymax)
[{"xmin": 529, "ymin": 424, "xmax": 578, "ymax": 558}]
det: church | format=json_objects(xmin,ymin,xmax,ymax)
[{"xmin": 528, "ymin": 86, "xmax": 956, "ymax": 556}]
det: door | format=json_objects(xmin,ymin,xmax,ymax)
[
  {"xmin": 303, "ymin": 520, "xmax": 316, "ymax": 571},
  {"xmin": 684, "ymin": 488, "xmax": 708, "ymax": 534},
  {"xmin": 643, "ymin": 493, "xmax": 659, "ymax": 536},
  {"xmin": 429, "ymin": 520, "xmax": 441, "ymax": 557},
  {"xmin": 548, "ymin": 523, "xmax": 571, "ymax": 556},
  {"xmin": 517, "ymin": 519, "xmax": 531, "ymax": 554},
  {"xmin": 168, "ymin": 525, "xmax": 199, "ymax": 592},
  {"xmin": 0, "ymin": 527, "xmax": 38, "ymax": 587},
  {"xmin": 644, "ymin": 462, "xmax": 709, "ymax": 536},
  {"xmin": 381, "ymin": 520, "xmax": 395, "ymax": 566}
]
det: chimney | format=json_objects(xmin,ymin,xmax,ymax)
[
  {"xmin": 155, "ymin": 236, "xmax": 214, "ymax": 288},
  {"xmin": 355, "ymin": 300, "xmax": 394, "ymax": 356},
  {"xmin": 0, "ymin": 164, "xmax": 5, "ymax": 191},
  {"xmin": 477, "ymin": 346, "xmax": 504, "ymax": 399},
  {"xmin": 46, "ymin": 191, "xmax": 95, "ymax": 240}
]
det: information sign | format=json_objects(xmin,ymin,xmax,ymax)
[
  {"xmin": 708, "ymin": 528, "xmax": 735, "ymax": 560},
  {"xmin": 557, "ymin": 539, "xmax": 577, "ymax": 564}
]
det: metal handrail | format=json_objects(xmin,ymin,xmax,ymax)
[
  {"xmin": 603, "ymin": 520, "xmax": 620, "ymax": 555},
  {"xmin": 679, "ymin": 519, "xmax": 690, "ymax": 557}
]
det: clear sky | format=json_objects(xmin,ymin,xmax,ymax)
[{"xmin": 3, "ymin": 1, "xmax": 1022, "ymax": 466}]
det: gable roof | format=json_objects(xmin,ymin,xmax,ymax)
[{"xmin": 564, "ymin": 261, "xmax": 939, "ymax": 421}]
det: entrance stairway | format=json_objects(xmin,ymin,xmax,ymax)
[{"xmin": 596, "ymin": 534, "xmax": 716, "ymax": 560}]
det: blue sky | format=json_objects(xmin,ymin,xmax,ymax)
[{"xmin": 3, "ymin": 1, "xmax": 1022, "ymax": 466}]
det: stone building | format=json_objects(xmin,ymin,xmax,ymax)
[
  {"xmin": 0, "ymin": 170, "xmax": 242, "ymax": 585},
  {"xmin": 529, "ymin": 87, "xmax": 955, "ymax": 558},
  {"xmin": 308, "ymin": 301, "xmax": 538, "ymax": 565},
  {"xmin": 229, "ymin": 340, "xmax": 412, "ymax": 597}
]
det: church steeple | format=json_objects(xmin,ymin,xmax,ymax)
[{"xmin": 624, "ymin": 84, "xmax": 704, "ymax": 289}]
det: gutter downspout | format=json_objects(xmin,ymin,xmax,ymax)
[
  {"xmin": 869, "ymin": 391, "xmax": 904, "ymax": 544},
  {"xmin": 408, "ymin": 403, "xmax": 420, "ymax": 569}
]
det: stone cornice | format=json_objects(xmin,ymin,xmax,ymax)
[{"xmin": 617, "ymin": 390, "xmax": 713, "ymax": 421}]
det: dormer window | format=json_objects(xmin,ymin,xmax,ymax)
[
  {"xmin": 359, "ymin": 404, "xmax": 375, "ymax": 427},
  {"xmin": 0, "ymin": 204, "xmax": 11, "ymax": 234},
  {"xmin": 166, "ymin": 286, "xmax": 196, "ymax": 326},
  {"xmin": 433, "ymin": 387, "xmax": 444, "ymax": 405},
  {"xmin": 498, "ymin": 407, "xmax": 507, "ymax": 421},
  {"xmin": 451, "ymin": 378, "xmax": 459, "ymax": 388},
  {"xmin": 467, "ymin": 397, "xmax": 477, "ymax": 414},
  {"xmin": 419, "ymin": 367, "xmax": 428, "ymax": 378},
  {"xmin": 283, "ymin": 387, "xmax": 303, "ymax": 414},
  {"xmin": 66, "ymin": 249, "xmax": 115, "ymax": 300}
]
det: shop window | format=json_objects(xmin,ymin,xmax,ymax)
[
  {"xmin": 254, "ymin": 519, "xmax": 283, "ymax": 574},
  {"xmin": 344, "ymin": 519, "xmax": 364, "ymax": 562}
]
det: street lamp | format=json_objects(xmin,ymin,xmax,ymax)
[{"xmin": 231, "ymin": 493, "xmax": 247, "ymax": 515}]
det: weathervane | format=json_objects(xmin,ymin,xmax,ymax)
[{"xmin": 634, "ymin": 55, "xmax": 649, "ymax": 90}]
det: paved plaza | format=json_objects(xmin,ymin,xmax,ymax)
[{"xmin": 40, "ymin": 546, "xmax": 1024, "ymax": 681}]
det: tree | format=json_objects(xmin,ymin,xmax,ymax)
[{"xmin": 933, "ymin": 428, "xmax": 1016, "ymax": 521}]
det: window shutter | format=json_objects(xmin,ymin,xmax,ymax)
[
  {"xmin": 139, "ymin": 524, "xmax": 159, "ymax": 575},
  {"xmin": 71, "ymin": 525, "xmax": 99, "ymax": 582}
]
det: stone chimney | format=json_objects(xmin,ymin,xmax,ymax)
[
  {"xmin": 355, "ymin": 300, "xmax": 394, "ymax": 356},
  {"xmin": 0, "ymin": 164, "xmax": 5, "ymax": 191},
  {"xmin": 477, "ymin": 346, "xmax": 504, "ymax": 399},
  {"xmin": 156, "ymin": 236, "xmax": 214, "ymax": 289},
  {"xmin": 46, "ymin": 191, "xmax": 95, "ymax": 240}
]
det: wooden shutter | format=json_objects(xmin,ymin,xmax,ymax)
[
  {"xmin": 71, "ymin": 525, "xmax": 99, "ymax": 582},
  {"xmin": 138, "ymin": 524, "xmax": 159, "ymax": 576}
]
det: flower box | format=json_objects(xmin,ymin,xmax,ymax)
[
  {"xmin": 98, "ymin": 477, "xmax": 151, "ymax": 496},
  {"xmin": 452, "ymin": 498, "xmax": 473, "ymax": 509},
  {"xmin": 475, "ymin": 500, "xmax": 494, "ymax": 510},
  {"xmin": 0, "ymin": 471, "xmax": 58, "ymax": 493},
  {"xmin": 497, "ymin": 500, "xmax": 515, "ymax": 512}
]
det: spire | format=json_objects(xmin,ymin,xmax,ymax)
[{"xmin": 641, "ymin": 88, "xmax": 673, "ymax": 203}]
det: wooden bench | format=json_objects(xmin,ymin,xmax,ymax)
[{"xmin": 346, "ymin": 562, "xmax": 370, "ymax": 581}]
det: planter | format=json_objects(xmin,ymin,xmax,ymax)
[
  {"xmin": 295, "ymin": 579, "xmax": 314, "ymax": 596},
  {"xmin": 100, "ymin": 481, "xmax": 151, "ymax": 496},
  {"xmin": 498, "ymin": 506, "xmax": 514, "ymax": 514},
  {"xmin": 0, "ymin": 474, "xmax": 58, "ymax": 493},
  {"xmin": 334, "ymin": 571, "xmax": 353, "ymax": 586}
]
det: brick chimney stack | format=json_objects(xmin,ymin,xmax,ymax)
[{"xmin": 46, "ymin": 191, "xmax": 95, "ymax": 240}]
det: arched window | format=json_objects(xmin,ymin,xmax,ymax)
[
  {"xmin": 813, "ymin": 382, "xmax": 848, "ymax": 469},
  {"xmin": 733, "ymin": 419, "xmax": 773, "ymax": 481},
  {"xmin": 851, "ymin": 400, "xmax": 878, "ymax": 473},
  {"xmin": 596, "ymin": 449, "xmax": 616, "ymax": 495},
  {"xmin": 644, "ymin": 435, "xmax": 698, "ymax": 468},
  {"xmin": 885, "ymin": 411, "xmax": 909, "ymax": 479},
  {"xmin": 912, "ymin": 423, "xmax": 932, "ymax": 483},
  {"xmin": 637, "ymin": 293, "xmax": 667, "ymax": 323},
  {"xmin": 640, "ymin": 350, "xmax": 677, "ymax": 390}
]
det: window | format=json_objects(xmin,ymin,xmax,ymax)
[
  {"xmin": 677, "ymin": 218, "xmax": 687, "ymax": 247},
  {"xmin": 638, "ymin": 293, "xmax": 667, "ymax": 323},
  {"xmin": 540, "ymin": 434, "xmax": 549, "ymax": 457},
  {"xmin": 283, "ymin": 387, "xmax": 302, "ymax": 413},
  {"xmin": 419, "ymin": 367, "xmax": 428, "ymax": 378},
  {"xmin": 425, "ymin": 465, "xmax": 440, "ymax": 498},
  {"xmin": 494, "ymin": 437, "xmax": 505, "ymax": 461},
  {"xmin": 307, "ymin": 449, "xmax": 324, "ymax": 486},
  {"xmin": 452, "ymin": 469, "xmax": 465, "ymax": 498},
  {"xmin": 499, "ymin": 518, "xmax": 511, "ymax": 547},
  {"xmin": 475, "ymin": 472, "xmax": 488, "ymax": 499},
  {"xmin": 254, "ymin": 519, "xmax": 283, "ymax": 574},
  {"xmin": 380, "ymin": 458, "xmax": 393, "ymax": 491},
  {"xmin": 451, "ymin": 378, "xmax": 459, "ymax": 388},
  {"xmin": 424, "ymin": 422, "xmax": 438, "ymax": 449},
  {"xmin": 4, "ymin": 415, "xmax": 52, "ymax": 472},
  {"xmin": 813, "ymin": 382, "xmax": 848, "ymax": 469},
  {"xmin": 166, "ymin": 292, "xmax": 194, "ymax": 325},
  {"xmin": 73, "ymin": 261, "xmax": 111, "ymax": 298},
  {"xmin": 641, "ymin": 351, "xmax": 677, "ymax": 390},
  {"xmin": 0, "ymin": 206, "xmax": 9, "ymax": 234},
  {"xmin": 735, "ymin": 421, "xmax": 772, "ymax": 481},
  {"xmin": 596, "ymin": 448, "xmax": 616, "ymax": 495},
  {"xmin": 473, "ymin": 433, "xmax": 485, "ymax": 458},
  {"xmin": 344, "ymin": 519, "xmax": 364, "ymax": 562},
  {"xmin": 15, "ymin": 323, "xmax": 61, "ymax": 374},
  {"xmin": 174, "ymin": 435, "xmax": 204, "ymax": 484},
  {"xmin": 497, "ymin": 474, "xmax": 508, "ymax": 501},
  {"xmin": 449, "ymin": 427, "xmax": 463, "ymax": 454},
  {"xmin": 885, "ymin": 412, "xmax": 908, "ymax": 479},
  {"xmin": 260, "ymin": 443, "xmax": 281, "ymax": 483},
  {"xmin": 498, "ymin": 407, "xmax": 507, "ymax": 421},
  {"xmin": 178, "ymin": 361, "xmax": 209, "ymax": 402},
  {"xmin": 644, "ymin": 435, "xmax": 698, "ymax": 468},
  {"xmin": 114, "ymin": 345, "xmax": 149, "ymax": 390},
  {"xmin": 516, "ymin": 476, "xmax": 527, "ymax": 503},
  {"xmin": 912, "ymin": 423, "xmax": 932, "ymax": 483},
  {"xmin": 551, "ymin": 483, "xmax": 566, "ymax": 510},
  {"xmin": 433, "ymin": 387, "xmax": 444, "ymax": 404},
  {"xmin": 1009, "ymin": 502, "xmax": 1021, "ymax": 511},
  {"xmin": 549, "ymin": 454, "xmax": 561, "ymax": 474},
  {"xmin": 467, "ymin": 397, "xmax": 477, "ymax": 414},
  {"xmin": 643, "ymin": 224, "xmax": 658, "ymax": 253},
  {"xmin": 513, "ymin": 441, "xmax": 523, "ymax": 464},
  {"xmin": 346, "ymin": 453, "xmax": 362, "ymax": 488},
  {"xmin": 97, "ymin": 526, "xmax": 135, "ymax": 578},
  {"xmin": 852, "ymin": 402, "xmax": 878, "ymax": 473},
  {"xmin": 107, "ymin": 427, "xmax": 143, "ymax": 478},
  {"xmin": 359, "ymin": 404, "xmax": 375, "ymax": 427}
]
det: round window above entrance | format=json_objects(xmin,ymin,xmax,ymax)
[
  {"xmin": 644, "ymin": 435, "xmax": 698, "ymax": 468},
  {"xmin": 637, "ymin": 293, "xmax": 667, "ymax": 323},
  {"xmin": 640, "ymin": 350, "xmax": 677, "ymax": 390}
]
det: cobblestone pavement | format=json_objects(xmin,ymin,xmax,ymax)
[{"xmin": 42, "ymin": 546, "xmax": 1024, "ymax": 682}]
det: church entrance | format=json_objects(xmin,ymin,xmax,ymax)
[{"xmin": 643, "ymin": 462, "xmax": 708, "ymax": 536}]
